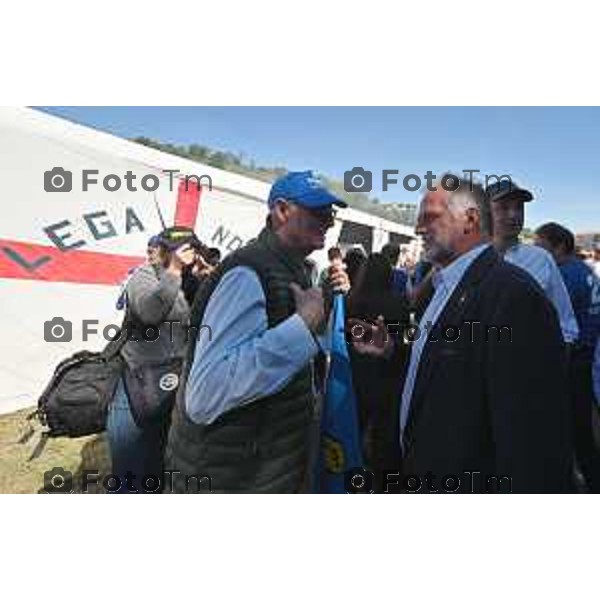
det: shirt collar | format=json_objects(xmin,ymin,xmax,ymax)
[
  {"xmin": 503, "ymin": 242, "xmax": 521, "ymax": 256},
  {"xmin": 434, "ymin": 243, "xmax": 490, "ymax": 291}
]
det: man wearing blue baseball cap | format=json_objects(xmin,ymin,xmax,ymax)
[
  {"xmin": 166, "ymin": 171, "xmax": 349, "ymax": 493},
  {"xmin": 265, "ymin": 170, "xmax": 347, "ymax": 253}
]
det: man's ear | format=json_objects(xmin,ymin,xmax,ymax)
[
  {"xmin": 464, "ymin": 207, "xmax": 480, "ymax": 234},
  {"xmin": 558, "ymin": 242, "xmax": 569, "ymax": 259},
  {"xmin": 271, "ymin": 199, "xmax": 291, "ymax": 227}
]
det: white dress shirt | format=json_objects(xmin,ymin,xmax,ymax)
[
  {"xmin": 593, "ymin": 338, "xmax": 600, "ymax": 407},
  {"xmin": 504, "ymin": 243, "xmax": 579, "ymax": 344},
  {"xmin": 184, "ymin": 266, "xmax": 319, "ymax": 424},
  {"xmin": 399, "ymin": 243, "xmax": 490, "ymax": 438}
]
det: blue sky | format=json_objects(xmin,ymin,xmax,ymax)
[{"xmin": 37, "ymin": 107, "xmax": 600, "ymax": 233}]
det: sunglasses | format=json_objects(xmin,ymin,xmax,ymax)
[{"xmin": 293, "ymin": 202, "xmax": 337, "ymax": 223}]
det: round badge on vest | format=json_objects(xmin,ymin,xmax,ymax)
[{"xmin": 159, "ymin": 373, "xmax": 179, "ymax": 392}]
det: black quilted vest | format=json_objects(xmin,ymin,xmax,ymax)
[{"xmin": 164, "ymin": 228, "xmax": 317, "ymax": 493}]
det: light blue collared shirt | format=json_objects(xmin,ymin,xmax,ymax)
[
  {"xmin": 184, "ymin": 266, "xmax": 320, "ymax": 424},
  {"xmin": 399, "ymin": 243, "xmax": 490, "ymax": 441},
  {"xmin": 504, "ymin": 243, "xmax": 579, "ymax": 343},
  {"xmin": 593, "ymin": 338, "xmax": 600, "ymax": 407}
]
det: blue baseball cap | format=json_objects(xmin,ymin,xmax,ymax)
[{"xmin": 268, "ymin": 170, "xmax": 347, "ymax": 209}]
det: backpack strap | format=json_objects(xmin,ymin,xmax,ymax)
[
  {"xmin": 102, "ymin": 263, "xmax": 181, "ymax": 361},
  {"xmin": 101, "ymin": 309, "xmax": 131, "ymax": 361},
  {"xmin": 28, "ymin": 431, "xmax": 50, "ymax": 460}
]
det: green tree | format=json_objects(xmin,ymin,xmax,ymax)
[{"xmin": 130, "ymin": 136, "xmax": 417, "ymax": 226}]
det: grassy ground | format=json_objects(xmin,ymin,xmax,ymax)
[
  {"xmin": 2, "ymin": 405, "xmax": 599, "ymax": 493},
  {"xmin": 0, "ymin": 409, "xmax": 111, "ymax": 493}
]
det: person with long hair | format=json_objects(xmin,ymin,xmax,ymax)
[{"xmin": 106, "ymin": 226, "xmax": 199, "ymax": 493}]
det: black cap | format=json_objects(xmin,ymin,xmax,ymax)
[{"xmin": 485, "ymin": 180, "xmax": 533, "ymax": 203}]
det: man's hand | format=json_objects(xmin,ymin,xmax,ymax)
[
  {"xmin": 328, "ymin": 263, "xmax": 351, "ymax": 294},
  {"xmin": 167, "ymin": 243, "xmax": 197, "ymax": 276},
  {"xmin": 192, "ymin": 253, "xmax": 215, "ymax": 277},
  {"xmin": 348, "ymin": 315, "xmax": 394, "ymax": 358},
  {"xmin": 175, "ymin": 244, "xmax": 197, "ymax": 267},
  {"xmin": 290, "ymin": 283, "xmax": 325, "ymax": 333}
]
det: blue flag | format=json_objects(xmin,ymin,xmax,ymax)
[{"xmin": 316, "ymin": 293, "xmax": 364, "ymax": 493}]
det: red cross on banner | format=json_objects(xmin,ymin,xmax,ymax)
[{"xmin": 174, "ymin": 179, "xmax": 201, "ymax": 228}]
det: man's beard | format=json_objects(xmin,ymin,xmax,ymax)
[{"xmin": 424, "ymin": 240, "xmax": 456, "ymax": 266}]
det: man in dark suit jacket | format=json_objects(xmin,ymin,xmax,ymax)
[{"xmin": 354, "ymin": 178, "xmax": 573, "ymax": 493}]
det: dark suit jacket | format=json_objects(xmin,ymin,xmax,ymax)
[{"xmin": 402, "ymin": 246, "xmax": 573, "ymax": 493}]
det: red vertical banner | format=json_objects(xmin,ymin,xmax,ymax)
[{"xmin": 174, "ymin": 179, "xmax": 202, "ymax": 229}]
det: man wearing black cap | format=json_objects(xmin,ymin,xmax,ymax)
[
  {"xmin": 107, "ymin": 226, "xmax": 199, "ymax": 492},
  {"xmin": 486, "ymin": 180, "xmax": 579, "ymax": 345},
  {"xmin": 165, "ymin": 171, "xmax": 349, "ymax": 493}
]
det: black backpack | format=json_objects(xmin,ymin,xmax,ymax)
[
  {"xmin": 36, "ymin": 329, "xmax": 127, "ymax": 438},
  {"xmin": 35, "ymin": 264, "xmax": 179, "ymax": 439}
]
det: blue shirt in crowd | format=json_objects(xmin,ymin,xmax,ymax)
[
  {"xmin": 559, "ymin": 258, "xmax": 600, "ymax": 349},
  {"xmin": 391, "ymin": 268, "xmax": 408, "ymax": 294}
]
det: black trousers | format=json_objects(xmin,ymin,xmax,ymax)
[{"xmin": 570, "ymin": 351, "xmax": 600, "ymax": 493}]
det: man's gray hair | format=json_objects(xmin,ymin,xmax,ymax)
[{"xmin": 443, "ymin": 175, "xmax": 492, "ymax": 237}]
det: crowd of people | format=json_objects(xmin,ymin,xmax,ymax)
[{"xmin": 108, "ymin": 170, "xmax": 600, "ymax": 493}]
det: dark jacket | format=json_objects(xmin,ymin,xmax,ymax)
[
  {"xmin": 402, "ymin": 247, "xmax": 574, "ymax": 493},
  {"xmin": 346, "ymin": 291, "xmax": 409, "ymax": 480}
]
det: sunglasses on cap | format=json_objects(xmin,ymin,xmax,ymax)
[{"xmin": 158, "ymin": 226, "xmax": 199, "ymax": 249}]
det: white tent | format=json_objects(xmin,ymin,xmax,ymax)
[{"xmin": 0, "ymin": 107, "xmax": 416, "ymax": 415}]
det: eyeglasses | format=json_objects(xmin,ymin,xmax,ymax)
[
  {"xmin": 276, "ymin": 199, "xmax": 338, "ymax": 226},
  {"xmin": 297, "ymin": 204, "xmax": 338, "ymax": 224}
]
